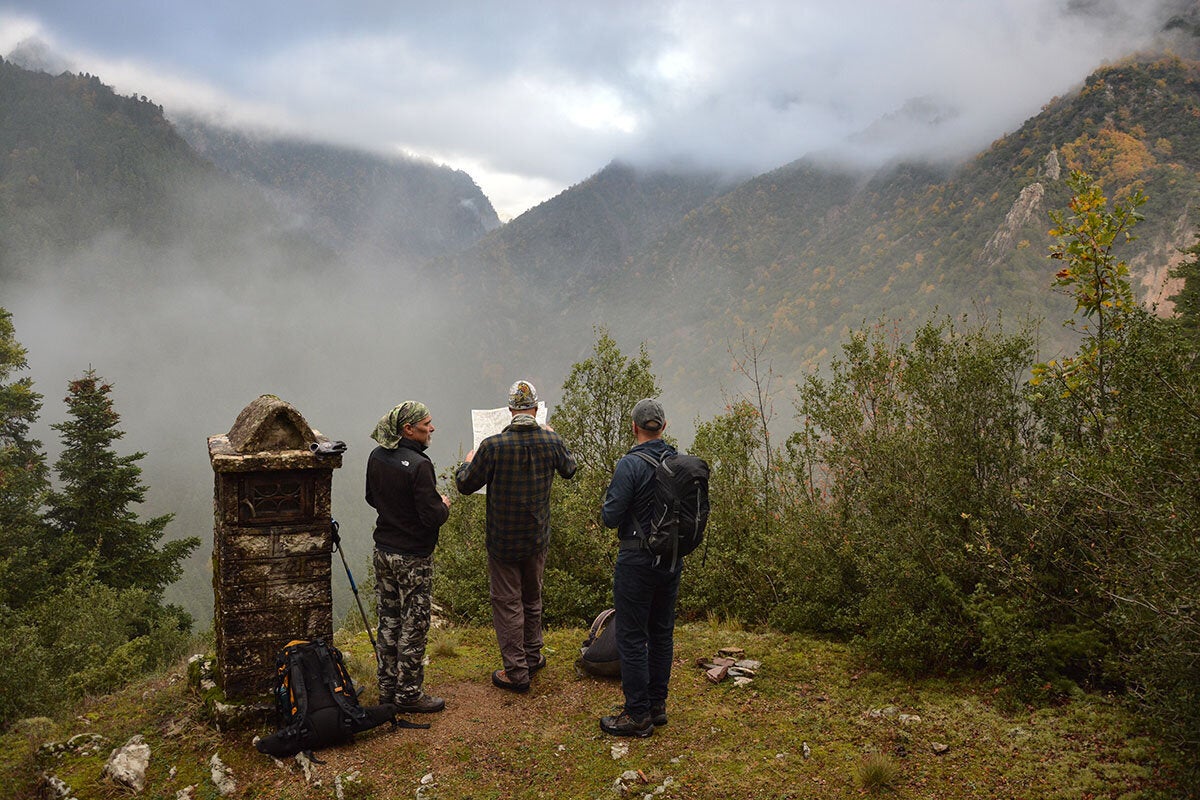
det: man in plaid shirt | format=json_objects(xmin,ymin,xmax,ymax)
[{"xmin": 455, "ymin": 379, "xmax": 577, "ymax": 692}]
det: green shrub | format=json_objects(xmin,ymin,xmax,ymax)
[
  {"xmin": 433, "ymin": 490, "xmax": 492, "ymax": 624},
  {"xmin": 787, "ymin": 316, "xmax": 1039, "ymax": 672},
  {"xmin": 682, "ymin": 400, "xmax": 781, "ymax": 625},
  {"xmin": 0, "ymin": 572, "xmax": 192, "ymax": 725},
  {"xmin": 1029, "ymin": 311, "xmax": 1200, "ymax": 770}
]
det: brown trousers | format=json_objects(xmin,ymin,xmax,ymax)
[{"xmin": 487, "ymin": 549, "xmax": 547, "ymax": 684}]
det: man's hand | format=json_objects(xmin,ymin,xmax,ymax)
[
  {"xmin": 464, "ymin": 449, "xmax": 475, "ymax": 462},
  {"xmin": 441, "ymin": 494, "xmax": 451, "ymax": 508}
]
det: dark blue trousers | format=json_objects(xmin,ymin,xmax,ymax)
[{"xmin": 612, "ymin": 549, "xmax": 681, "ymax": 718}]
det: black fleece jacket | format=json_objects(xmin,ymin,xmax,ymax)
[{"xmin": 365, "ymin": 437, "xmax": 449, "ymax": 557}]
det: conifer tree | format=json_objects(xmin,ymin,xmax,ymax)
[
  {"xmin": 0, "ymin": 308, "xmax": 50, "ymax": 610},
  {"xmin": 1169, "ymin": 224, "xmax": 1200, "ymax": 337},
  {"xmin": 44, "ymin": 369, "xmax": 198, "ymax": 601}
]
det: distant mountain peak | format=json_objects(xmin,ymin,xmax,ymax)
[
  {"xmin": 848, "ymin": 96, "xmax": 963, "ymax": 156},
  {"xmin": 4, "ymin": 36, "xmax": 71, "ymax": 75}
]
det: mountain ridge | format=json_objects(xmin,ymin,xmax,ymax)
[
  {"xmin": 432, "ymin": 53, "xmax": 1200, "ymax": 390},
  {"xmin": 172, "ymin": 117, "xmax": 501, "ymax": 263}
]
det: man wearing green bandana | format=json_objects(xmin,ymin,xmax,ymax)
[{"xmin": 366, "ymin": 400, "xmax": 450, "ymax": 714}]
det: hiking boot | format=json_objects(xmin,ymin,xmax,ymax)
[
  {"xmin": 529, "ymin": 654, "xmax": 547, "ymax": 674},
  {"xmin": 650, "ymin": 703, "xmax": 667, "ymax": 727},
  {"xmin": 394, "ymin": 692, "xmax": 445, "ymax": 713},
  {"xmin": 491, "ymin": 669, "xmax": 531, "ymax": 693},
  {"xmin": 600, "ymin": 711, "xmax": 654, "ymax": 738}
]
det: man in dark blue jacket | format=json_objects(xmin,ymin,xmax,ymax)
[
  {"xmin": 599, "ymin": 398, "xmax": 678, "ymax": 737},
  {"xmin": 366, "ymin": 400, "xmax": 450, "ymax": 714}
]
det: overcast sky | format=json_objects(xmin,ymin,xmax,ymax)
[{"xmin": 0, "ymin": 1, "xmax": 1177, "ymax": 219}]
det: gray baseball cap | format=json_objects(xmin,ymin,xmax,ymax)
[{"xmin": 631, "ymin": 398, "xmax": 665, "ymax": 432}]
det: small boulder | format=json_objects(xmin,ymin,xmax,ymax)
[
  {"xmin": 705, "ymin": 665, "xmax": 729, "ymax": 683},
  {"xmin": 210, "ymin": 753, "xmax": 237, "ymax": 796},
  {"xmin": 38, "ymin": 773, "xmax": 76, "ymax": 800},
  {"xmin": 102, "ymin": 735, "xmax": 151, "ymax": 793}
]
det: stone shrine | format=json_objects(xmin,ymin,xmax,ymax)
[{"xmin": 207, "ymin": 395, "xmax": 343, "ymax": 698}]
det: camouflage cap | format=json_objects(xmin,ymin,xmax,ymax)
[{"xmin": 507, "ymin": 379, "xmax": 539, "ymax": 410}]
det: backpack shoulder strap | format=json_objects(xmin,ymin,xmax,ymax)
[
  {"xmin": 284, "ymin": 644, "xmax": 312, "ymax": 728},
  {"xmin": 589, "ymin": 608, "xmax": 615, "ymax": 642},
  {"xmin": 631, "ymin": 450, "xmax": 661, "ymax": 468},
  {"xmin": 313, "ymin": 642, "xmax": 369, "ymax": 724}
]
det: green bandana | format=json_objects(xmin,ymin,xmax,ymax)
[{"xmin": 370, "ymin": 401, "xmax": 430, "ymax": 449}]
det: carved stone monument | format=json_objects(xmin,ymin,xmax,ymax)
[{"xmin": 207, "ymin": 395, "xmax": 343, "ymax": 699}]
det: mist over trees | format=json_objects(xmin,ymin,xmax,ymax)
[
  {"xmin": 0, "ymin": 311, "xmax": 197, "ymax": 724},
  {"xmin": 171, "ymin": 116, "xmax": 502, "ymax": 261}
]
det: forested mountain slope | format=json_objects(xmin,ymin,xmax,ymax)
[
  {"xmin": 440, "ymin": 55, "xmax": 1200, "ymax": 391},
  {"xmin": 0, "ymin": 58, "xmax": 502, "ymax": 285},
  {"xmin": 433, "ymin": 161, "xmax": 740, "ymax": 299},
  {"xmin": 0, "ymin": 58, "xmax": 335, "ymax": 282},
  {"xmin": 173, "ymin": 118, "xmax": 500, "ymax": 262},
  {"xmin": 642, "ymin": 55, "xmax": 1200, "ymax": 373}
]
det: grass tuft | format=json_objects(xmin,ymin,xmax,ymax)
[
  {"xmin": 429, "ymin": 630, "xmax": 461, "ymax": 658},
  {"xmin": 705, "ymin": 609, "xmax": 744, "ymax": 633},
  {"xmin": 855, "ymin": 752, "xmax": 900, "ymax": 792}
]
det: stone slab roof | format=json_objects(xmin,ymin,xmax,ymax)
[{"xmin": 208, "ymin": 395, "xmax": 343, "ymax": 472}]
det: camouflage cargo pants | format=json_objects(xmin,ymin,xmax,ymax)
[{"xmin": 374, "ymin": 549, "xmax": 433, "ymax": 705}]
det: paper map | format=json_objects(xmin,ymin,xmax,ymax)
[{"xmin": 470, "ymin": 402, "xmax": 547, "ymax": 450}]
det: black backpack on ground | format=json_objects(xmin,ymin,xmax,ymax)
[
  {"xmin": 629, "ymin": 450, "xmax": 711, "ymax": 570},
  {"xmin": 575, "ymin": 608, "xmax": 621, "ymax": 678},
  {"xmin": 255, "ymin": 639, "xmax": 426, "ymax": 759}
]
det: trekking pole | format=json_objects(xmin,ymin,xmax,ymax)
[{"xmin": 330, "ymin": 519, "xmax": 380, "ymax": 664}]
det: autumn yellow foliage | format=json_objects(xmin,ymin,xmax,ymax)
[{"xmin": 1061, "ymin": 125, "xmax": 1157, "ymax": 190}]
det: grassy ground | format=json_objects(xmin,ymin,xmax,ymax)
[{"xmin": 0, "ymin": 622, "xmax": 1180, "ymax": 799}]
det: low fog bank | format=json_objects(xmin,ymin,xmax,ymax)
[{"xmin": 7, "ymin": 221, "xmax": 720, "ymax": 627}]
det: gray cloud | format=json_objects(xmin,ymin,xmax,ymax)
[{"xmin": 0, "ymin": 1, "xmax": 1180, "ymax": 216}]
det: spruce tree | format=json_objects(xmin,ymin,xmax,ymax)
[
  {"xmin": 44, "ymin": 369, "xmax": 198, "ymax": 601},
  {"xmin": 0, "ymin": 308, "xmax": 50, "ymax": 610}
]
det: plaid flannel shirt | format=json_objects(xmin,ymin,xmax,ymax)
[{"xmin": 454, "ymin": 413, "xmax": 577, "ymax": 561}]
